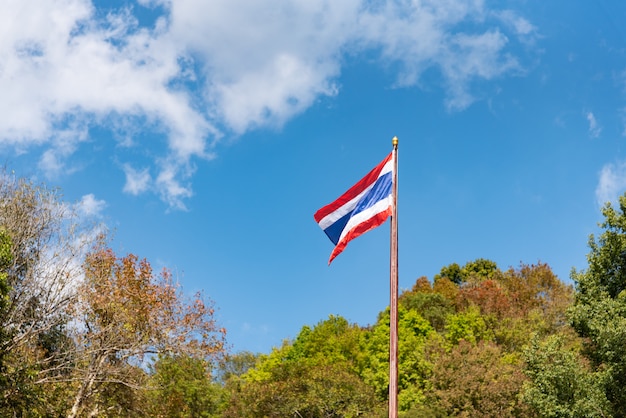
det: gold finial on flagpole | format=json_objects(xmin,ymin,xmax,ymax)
[{"xmin": 392, "ymin": 136, "xmax": 398, "ymax": 147}]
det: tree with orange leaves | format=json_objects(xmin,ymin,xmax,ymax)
[{"xmin": 67, "ymin": 246, "xmax": 226, "ymax": 418}]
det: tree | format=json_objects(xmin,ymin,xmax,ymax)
[
  {"xmin": 66, "ymin": 247, "xmax": 226, "ymax": 418},
  {"xmin": 147, "ymin": 354, "xmax": 224, "ymax": 418},
  {"xmin": 461, "ymin": 258, "xmax": 499, "ymax": 282},
  {"xmin": 217, "ymin": 351, "xmax": 259, "ymax": 385},
  {"xmin": 444, "ymin": 305, "xmax": 490, "ymax": 346},
  {"xmin": 434, "ymin": 262, "xmax": 464, "ymax": 285},
  {"xmin": 400, "ymin": 291, "xmax": 453, "ymax": 332},
  {"xmin": 456, "ymin": 279, "xmax": 511, "ymax": 319},
  {"xmin": 434, "ymin": 259, "xmax": 499, "ymax": 285},
  {"xmin": 0, "ymin": 173, "xmax": 96, "ymax": 415},
  {"xmin": 501, "ymin": 263, "xmax": 573, "ymax": 324},
  {"xmin": 360, "ymin": 306, "xmax": 433, "ymax": 411},
  {"xmin": 226, "ymin": 316, "xmax": 379, "ymax": 417},
  {"xmin": 287, "ymin": 315, "xmax": 364, "ymax": 367},
  {"xmin": 569, "ymin": 195, "xmax": 626, "ymax": 416},
  {"xmin": 427, "ymin": 340, "xmax": 531, "ymax": 417},
  {"xmin": 522, "ymin": 335, "xmax": 610, "ymax": 417},
  {"xmin": 225, "ymin": 360, "xmax": 379, "ymax": 418},
  {"xmin": 0, "ymin": 174, "xmax": 93, "ymax": 353},
  {"xmin": 0, "ymin": 228, "xmax": 13, "ymax": 374},
  {"xmin": 432, "ymin": 277, "xmax": 458, "ymax": 302},
  {"xmin": 409, "ymin": 276, "xmax": 432, "ymax": 293}
]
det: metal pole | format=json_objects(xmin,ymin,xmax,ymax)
[{"xmin": 389, "ymin": 136, "xmax": 399, "ymax": 418}]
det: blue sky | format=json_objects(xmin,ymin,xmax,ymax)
[{"xmin": 2, "ymin": 0, "xmax": 626, "ymax": 354}]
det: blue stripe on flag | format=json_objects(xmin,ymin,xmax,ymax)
[
  {"xmin": 351, "ymin": 171, "xmax": 392, "ymax": 216},
  {"xmin": 323, "ymin": 171, "xmax": 392, "ymax": 245},
  {"xmin": 323, "ymin": 212, "xmax": 351, "ymax": 245}
]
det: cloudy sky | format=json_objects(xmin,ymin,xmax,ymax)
[{"xmin": 2, "ymin": 0, "xmax": 626, "ymax": 353}]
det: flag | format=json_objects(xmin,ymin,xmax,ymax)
[{"xmin": 314, "ymin": 152, "xmax": 394, "ymax": 264}]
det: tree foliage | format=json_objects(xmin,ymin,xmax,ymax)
[
  {"xmin": 428, "ymin": 340, "xmax": 531, "ymax": 417},
  {"xmin": 434, "ymin": 262, "xmax": 464, "ymax": 284},
  {"xmin": 399, "ymin": 291, "xmax": 453, "ymax": 332},
  {"xmin": 569, "ymin": 195, "xmax": 626, "ymax": 416},
  {"xmin": 0, "ymin": 228, "xmax": 13, "ymax": 374},
  {"xmin": 5, "ymin": 170, "xmax": 626, "ymax": 417},
  {"xmin": 0, "ymin": 173, "xmax": 97, "ymax": 416},
  {"xmin": 434, "ymin": 258, "xmax": 498, "ymax": 285},
  {"xmin": 522, "ymin": 335, "xmax": 610, "ymax": 417},
  {"xmin": 0, "ymin": 174, "xmax": 91, "ymax": 352},
  {"xmin": 360, "ymin": 307, "xmax": 433, "ymax": 410},
  {"xmin": 67, "ymin": 247, "xmax": 226, "ymax": 417},
  {"xmin": 147, "ymin": 355, "xmax": 224, "ymax": 418},
  {"xmin": 226, "ymin": 360, "xmax": 379, "ymax": 418},
  {"xmin": 226, "ymin": 316, "xmax": 379, "ymax": 417}
]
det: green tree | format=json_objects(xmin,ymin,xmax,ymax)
[
  {"xmin": 227, "ymin": 316, "xmax": 379, "ymax": 417},
  {"xmin": 218, "ymin": 351, "xmax": 259, "ymax": 384},
  {"xmin": 461, "ymin": 258, "xmax": 499, "ymax": 282},
  {"xmin": 225, "ymin": 361, "xmax": 379, "ymax": 418},
  {"xmin": 400, "ymin": 291, "xmax": 453, "ymax": 332},
  {"xmin": 434, "ymin": 259, "xmax": 499, "ymax": 285},
  {"xmin": 522, "ymin": 335, "xmax": 610, "ymax": 417},
  {"xmin": 444, "ymin": 305, "xmax": 490, "ymax": 346},
  {"xmin": 147, "ymin": 355, "xmax": 223, "ymax": 418},
  {"xmin": 0, "ymin": 229, "xmax": 53, "ymax": 417},
  {"xmin": 0, "ymin": 229, "xmax": 13, "ymax": 377},
  {"xmin": 434, "ymin": 262, "xmax": 464, "ymax": 285},
  {"xmin": 427, "ymin": 340, "xmax": 531, "ymax": 417},
  {"xmin": 569, "ymin": 195, "xmax": 626, "ymax": 416},
  {"xmin": 287, "ymin": 315, "xmax": 364, "ymax": 367},
  {"xmin": 360, "ymin": 306, "xmax": 433, "ymax": 411}
]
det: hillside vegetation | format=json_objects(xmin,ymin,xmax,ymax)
[{"xmin": 1, "ymin": 172, "xmax": 626, "ymax": 417}]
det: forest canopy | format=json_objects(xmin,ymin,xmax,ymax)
[{"xmin": 2, "ymin": 171, "xmax": 626, "ymax": 417}]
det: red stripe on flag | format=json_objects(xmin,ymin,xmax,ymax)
[
  {"xmin": 314, "ymin": 152, "xmax": 392, "ymax": 222},
  {"xmin": 327, "ymin": 206, "xmax": 392, "ymax": 264}
]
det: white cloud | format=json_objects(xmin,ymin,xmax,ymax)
[
  {"xmin": 0, "ymin": 0, "xmax": 213, "ymax": 208},
  {"xmin": 586, "ymin": 111, "xmax": 602, "ymax": 138},
  {"xmin": 0, "ymin": 0, "xmax": 536, "ymax": 208},
  {"xmin": 162, "ymin": 0, "xmax": 357, "ymax": 133},
  {"xmin": 123, "ymin": 164, "xmax": 152, "ymax": 196},
  {"xmin": 596, "ymin": 161, "xmax": 626, "ymax": 207},
  {"xmin": 75, "ymin": 193, "xmax": 107, "ymax": 217},
  {"xmin": 355, "ymin": 0, "xmax": 525, "ymax": 110},
  {"xmin": 495, "ymin": 10, "xmax": 537, "ymax": 38},
  {"xmin": 155, "ymin": 161, "xmax": 194, "ymax": 211}
]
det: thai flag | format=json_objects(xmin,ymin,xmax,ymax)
[{"xmin": 314, "ymin": 152, "xmax": 394, "ymax": 264}]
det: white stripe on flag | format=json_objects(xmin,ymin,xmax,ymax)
[
  {"xmin": 317, "ymin": 159, "xmax": 394, "ymax": 230},
  {"xmin": 336, "ymin": 194, "xmax": 393, "ymax": 244}
]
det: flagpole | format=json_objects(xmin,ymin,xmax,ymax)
[{"xmin": 389, "ymin": 136, "xmax": 399, "ymax": 418}]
